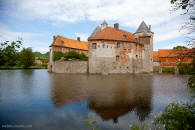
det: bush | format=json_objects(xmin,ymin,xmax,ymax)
[
  {"xmin": 162, "ymin": 67, "xmax": 175, "ymax": 74},
  {"xmin": 188, "ymin": 76, "xmax": 195, "ymax": 93},
  {"xmin": 153, "ymin": 102, "xmax": 195, "ymax": 130},
  {"xmin": 178, "ymin": 63, "xmax": 195, "ymax": 75},
  {"xmin": 53, "ymin": 51, "xmax": 64, "ymax": 61},
  {"xmin": 53, "ymin": 51, "xmax": 88, "ymax": 61}
]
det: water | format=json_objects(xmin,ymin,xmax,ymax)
[{"xmin": 0, "ymin": 70, "xmax": 193, "ymax": 130}]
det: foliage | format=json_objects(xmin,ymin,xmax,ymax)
[
  {"xmin": 64, "ymin": 51, "xmax": 80, "ymax": 59},
  {"xmin": 173, "ymin": 45, "xmax": 187, "ymax": 49},
  {"xmin": 19, "ymin": 47, "xmax": 35, "ymax": 68},
  {"xmin": 34, "ymin": 51, "xmax": 49, "ymax": 59},
  {"xmin": 85, "ymin": 115, "xmax": 97, "ymax": 130},
  {"xmin": 188, "ymin": 76, "xmax": 195, "ymax": 93},
  {"xmin": 53, "ymin": 51, "xmax": 88, "ymax": 61},
  {"xmin": 153, "ymin": 102, "xmax": 195, "ymax": 130},
  {"xmin": 162, "ymin": 67, "xmax": 175, "ymax": 74},
  {"xmin": 0, "ymin": 40, "xmax": 22, "ymax": 66},
  {"xmin": 53, "ymin": 51, "xmax": 64, "ymax": 61},
  {"xmin": 129, "ymin": 123, "xmax": 150, "ymax": 130},
  {"xmin": 178, "ymin": 63, "xmax": 195, "ymax": 75}
]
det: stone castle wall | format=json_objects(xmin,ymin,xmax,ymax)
[
  {"xmin": 88, "ymin": 40, "xmax": 145, "ymax": 74},
  {"xmin": 50, "ymin": 61, "xmax": 88, "ymax": 74}
]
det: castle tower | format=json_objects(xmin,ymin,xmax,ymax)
[
  {"xmin": 134, "ymin": 21, "xmax": 154, "ymax": 72},
  {"xmin": 101, "ymin": 20, "xmax": 108, "ymax": 30}
]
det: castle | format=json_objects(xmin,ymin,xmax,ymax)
[
  {"xmin": 88, "ymin": 21, "xmax": 153, "ymax": 74},
  {"xmin": 48, "ymin": 21, "xmax": 154, "ymax": 74}
]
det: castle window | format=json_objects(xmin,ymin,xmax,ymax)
[
  {"xmin": 62, "ymin": 48, "xmax": 65, "ymax": 53},
  {"xmin": 68, "ymin": 48, "xmax": 71, "ymax": 52},
  {"xmin": 103, "ymin": 44, "xmax": 105, "ymax": 48},
  {"xmin": 136, "ymin": 55, "xmax": 138, "ymax": 58},
  {"xmin": 92, "ymin": 43, "xmax": 96, "ymax": 49},
  {"xmin": 117, "ymin": 42, "xmax": 120, "ymax": 48},
  {"xmin": 61, "ymin": 40, "xmax": 64, "ymax": 44},
  {"xmin": 107, "ymin": 45, "xmax": 109, "ymax": 48},
  {"xmin": 116, "ymin": 56, "xmax": 120, "ymax": 61}
]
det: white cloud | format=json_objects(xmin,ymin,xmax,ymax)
[
  {"xmin": 2, "ymin": 0, "xmax": 188, "ymax": 50},
  {"xmin": 0, "ymin": 23, "xmax": 48, "ymax": 53},
  {"xmin": 160, "ymin": 42, "xmax": 188, "ymax": 50},
  {"xmin": 75, "ymin": 33, "xmax": 89, "ymax": 41}
]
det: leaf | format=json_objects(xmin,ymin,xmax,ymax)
[
  {"xmin": 85, "ymin": 120, "xmax": 90, "ymax": 125},
  {"xmin": 91, "ymin": 121, "xmax": 97, "ymax": 125}
]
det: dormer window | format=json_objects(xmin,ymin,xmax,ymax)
[
  {"xmin": 117, "ymin": 42, "xmax": 120, "ymax": 48},
  {"xmin": 61, "ymin": 40, "xmax": 64, "ymax": 44}
]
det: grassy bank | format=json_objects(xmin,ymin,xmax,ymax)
[{"xmin": 0, "ymin": 66, "xmax": 47, "ymax": 69}]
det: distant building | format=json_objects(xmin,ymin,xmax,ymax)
[
  {"xmin": 50, "ymin": 35, "xmax": 88, "ymax": 55},
  {"xmin": 88, "ymin": 21, "xmax": 153, "ymax": 74},
  {"xmin": 153, "ymin": 49, "xmax": 195, "ymax": 72}
]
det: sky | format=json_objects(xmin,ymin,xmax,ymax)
[{"xmin": 0, "ymin": 0, "xmax": 189, "ymax": 53}]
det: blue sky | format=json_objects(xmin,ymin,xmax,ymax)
[{"xmin": 0, "ymin": 0, "xmax": 189, "ymax": 53}]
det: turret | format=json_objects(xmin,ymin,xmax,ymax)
[
  {"xmin": 134, "ymin": 21, "xmax": 154, "ymax": 72},
  {"xmin": 101, "ymin": 20, "xmax": 108, "ymax": 30}
]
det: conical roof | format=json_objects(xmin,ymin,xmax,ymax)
[
  {"xmin": 90, "ymin": 26, "xmax": 101, "ymax": 37},
  {"xmin": 136, "ymin": 21, "xmax": 151, "ymax": 34},
  {"xmin": 101, "ymin": 20, "xmax": 108, "ymax": 25}
]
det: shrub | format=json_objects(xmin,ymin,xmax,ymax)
[
  {"xmin": 162, "ymin": 67, "xmax": 174, "ymax": 74},
  {"xmin": 188, "ymin": 76, "xmax": 195, "ymax": 93},
  {"xmin": 153, "ymin": 102, "xmax": 195, "ymax": 130},
  {"xmin": 53, "ymin": 51, "xmax": 64, "ymax": 61},
  {"xmin": 53, "ymin": 51, "xmax": 88, "ymax": 61},
  {"xmin": 178, "ymin": 63, "xmax": 195, "ymax": 75},
  {"xmin": 64, "ymin": 51, "xmax": 80, "ymax": 59}
]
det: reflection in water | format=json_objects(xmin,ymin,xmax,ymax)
[
  {"xmin": 87, "ymin": 75, "xmax": 153, "ymax": 123},
  {"xmin": 0, "ymin": 70, "xmax": 192, "ymax": 130},
  {"xmin": 50, "ymin": 74, "xmax": 89, "ymax": 107},
  {"xmin": 51, "ymin": 74, "xmax": 153, "ymax": 123}
]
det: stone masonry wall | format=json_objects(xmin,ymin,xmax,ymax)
[
  {"xmin": 52, "ymin": 61, "xmax": 88, "ymax": 73},
  {"xmin": 88, "ymin": 40, "xmax": 144, "ymax": 74}
]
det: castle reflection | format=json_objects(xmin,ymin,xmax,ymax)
[{"xmin": 50, "ymin": 74, "xmax": 153, "ymax": 122}]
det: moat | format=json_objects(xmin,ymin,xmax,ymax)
[{"xmin": 0, "ymin": 70, "xmax": 193, "ymax": 130}]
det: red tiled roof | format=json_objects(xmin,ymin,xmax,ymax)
[
  {"xmin": 158, "ymin": 49, "xmax": 195, "ymax": 57},
  {"xmin": 153, "ymin": 51, "xmax": 159, "ymax": 62},
  {"xmin": 51, "ymin": 35, "xmax": 88, "ymax": 50},
  {"xmin": 88, "ymin": 27, "xmax": 137, "ymax": 42}
]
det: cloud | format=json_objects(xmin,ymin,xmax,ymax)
[
  {"xmin": 0, "ymin": 23, "xmax": 38, "ymax": 42},
  {"xmin": 75, "ymin": 33, "xmax": 89, "ymax": 41},
  {"xmin": 1, "ymin": 0, "xmax": 187, "ymax": 50},
  {"xmin": 0, "ymin": 23, "xmax": 49, "ymax": 53}
]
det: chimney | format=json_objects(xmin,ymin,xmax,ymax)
[
  {"xmin": 114, "ymin": 23, "xmax": 119, "ymax": 30},
  {"xmin": 77, "ymin": 37, "xmax": 80, "ymax": 42},
  {"xmin": 53, "ymin": 35, "xmax": 56, "ymax": 41},
  {"xmin": 149, "ymin": 25, "xmax": 151, "ymax": 31}
]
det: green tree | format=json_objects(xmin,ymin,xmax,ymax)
[
  {"xmin": 19, "ymin": 47, "xmax": 35, "ymax": 68},
  {"xmin": 173, "ymin": 45, "xmax": 188, "ymax": 49},
  {"xmin": 0, "ymin": 40, "xmax": 22, "ymax": 66}
]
